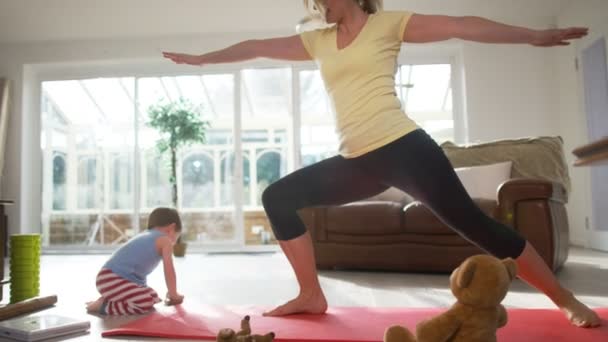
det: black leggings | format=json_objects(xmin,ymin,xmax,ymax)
[{"xmin": 261, "ymin": 129, "xmax": 526, "ymax": 259}]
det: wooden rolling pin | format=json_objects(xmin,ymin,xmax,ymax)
[{"xmin": 0, "ymin": 295, "xmax": 58, "ymax": 321}]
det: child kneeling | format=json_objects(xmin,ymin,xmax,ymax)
[{"xmin": 86, "ymin": 207, "xmax": 184, "ymax": 315}]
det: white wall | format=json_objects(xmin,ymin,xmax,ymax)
[
  {"xmin": 463, "ymin": 42, "xmax": 558, "ymax": 142},
  {"xmin": 0, "ymin": 0, "xmax": 570, "ymax": 43},
  {"xmin": 0, "ymin": 2, "xmax": 569, "ymax": 243},
  {"xmin": 555, "ymin": 0, "xmax": 608, "ymax": 247}
]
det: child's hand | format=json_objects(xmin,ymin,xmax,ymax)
[{"xmin": 164, "ymin": 292, "xmax": 184, "ymax": 306}]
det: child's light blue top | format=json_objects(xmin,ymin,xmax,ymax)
[{"xmin": 103, "ymin": 229, "xmax": 165, "ymax": 286}]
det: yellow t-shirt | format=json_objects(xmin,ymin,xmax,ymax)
[{"xmin": 300, "ymin": 11, "xmax": 418, "ymax": 158}]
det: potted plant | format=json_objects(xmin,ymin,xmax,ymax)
[{"xmin": 147, "ymin": 98, "xmax": 209, "ymax": 257}]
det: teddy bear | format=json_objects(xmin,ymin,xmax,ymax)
[
  {"xmin": 384, "ymin": 254, "xmax": 518, "ymax": 342},
  {"xmin": 216, "ymin": 315, "xmax": 275, "ymax": 342}
]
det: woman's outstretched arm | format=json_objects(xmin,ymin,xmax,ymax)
[
  {"xmin": 163, "ymin": 35, "xmax": 311, "ymax": 66},
  {"xmin": 403, "ymin": 14, "xmax": 588, "ymax": 46}
]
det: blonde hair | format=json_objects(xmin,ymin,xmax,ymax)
[
  {"xmin": 298, "ymin": 0, "xmax": 383, "ymax": 31},
  {"xmin": 303, "ymin": 0, "xmax": 383, "ymax": 17}
]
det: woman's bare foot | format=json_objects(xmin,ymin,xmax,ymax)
[
  {"xmin": 85, "ymin": 297, "xmax": 104, "ymax": 313},
  {"xmin": 556, "ymin": 291, "xmax": 601, "ymax": 327},
  {"xmin": 263, "ymin": 290, "xmax": 327, "ymax": 316}
]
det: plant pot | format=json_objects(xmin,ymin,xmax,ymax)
[{"xmin": 173, "ymin": 242, "xmax": 187, "ymax": 257}]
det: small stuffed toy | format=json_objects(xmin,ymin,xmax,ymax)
[
  {"xmin": 384, "ymin": 254, "xmax": 517, "ymax": 342},
  {"xmin": 216, "ymin": 315, "xmax": 275, "ymax": 342}
]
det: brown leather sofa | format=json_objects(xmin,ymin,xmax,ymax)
[{"xmin": 298, "ymin": 137, "xmax": 571, "ymax": 273}]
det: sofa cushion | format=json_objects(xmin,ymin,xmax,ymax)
[
  {"xmin": 326, "ymin": 201, "xmax": 404, "ymax": 235},
  {"xmin": 403, "ymin": 199, "xmax": 498, "ymax": 235},
  {"xmin": 441, "ymin": 137, "xmax": 570, "ymax": 197},
  {"xmin": 454, "ymin": 161, "xmax": 512, "ymax": 200}
]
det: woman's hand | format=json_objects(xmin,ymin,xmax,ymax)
[
  {"xmin": 162, "ymin": 52, "xmax": 203, "ymax": 66},
  {"xmin": 531, "ymin": 27, "xmax": 588, "ymax": 47}
]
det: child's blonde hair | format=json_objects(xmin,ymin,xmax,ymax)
[{"xmin": 147, "ymin": 207, "xmax": 182, "ymax": 232}]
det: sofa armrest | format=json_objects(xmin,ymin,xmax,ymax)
[
  {"xmin": 497, "ymin": 178, "xmax": 567, "ymax": 226},
  {"xmin": 497, "ymin": 178, "xmax": 569, "ymax": 270}
]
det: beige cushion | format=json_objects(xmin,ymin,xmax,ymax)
[
  {"xmin": 365, "ymin": 187, "xmax": 412, "ymax": 205},
  {"xmin": 454, "ymin": 161, "xmax": 512, "ymax": 200},
  {"xmin": 441, "ymin": 136, "xmax": 570, "ymax": 197}
]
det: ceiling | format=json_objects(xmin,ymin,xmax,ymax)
[{"xmin": 0, "ymin": 0, "xmax": 574, "ymax": 44}]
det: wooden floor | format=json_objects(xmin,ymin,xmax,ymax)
[{"xmin": 3, "ymin": 247, "xmax": 608, "ymax": 341}]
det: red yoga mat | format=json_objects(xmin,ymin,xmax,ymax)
[{"xmin": 102, "ymin": 305, "xmax": 608, "ymax": 341}]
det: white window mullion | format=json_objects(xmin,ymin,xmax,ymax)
[
  {"xmin": 233, "ymin": 71, "xmax": 245, "ymax": 246},
  {"xmin": 249, "ymin": 148, "xmax": 256, "ymax": 207},
  {"xmin": 104, "ymin": 152, "xmax": 110, "ymax": 214},
  {"xmin": 133, "ymin": 79, "xmax": 141, "ymax": 233},
  {"xmin": 291, "ymin": 68, "xmax": 301, "ymax": 171},
  {"xmin": 213, "ymin": 148, "xmax": 221, "ymax": 207},
  {"xmin": 98, "ymin": 150, "xmax": 109, "ymax": 245},
  {"xmin": 251, "ymin": 150, "xmax": 259, "ymax": 207},
  {"xmin": 177, "ymin": 152, "xmax": 182, "ymax": 209},
  {"xmin": 140, "ymin": 151, "xmax": 147, "ymax": 217},
  {"xmin": 42, "ymin": 103, "xmax": 53, "ymax": 246},
  {"xmin": 67, "ymin": 127, "xmax": 77, "ymax": 211},
  {"xmin": 450, "ymin": 55, "xmax": 467, "ymax": 144}
]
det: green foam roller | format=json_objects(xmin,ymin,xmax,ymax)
[
  {"xmin": 11, "ymin": 234, "xmax": 40, "ymax": 242},
  {"xmin": 10, "ymin": 259, "xmax": 40, "ymax": 265},
  {"xmin": 10, "ymin": 284, "xmax": 40, "ymax": 290},
  {"xmin": 10, "ymin": 290, "xmax": 40, "ymax": 297},
  {"xmin": 10, "ymin": 265, "xmax": 40, "ymax": 271},
  {"xmin": 11, "ymin": 288, "xmax": 40, "ymax": 294},
  {"xmin": 11, "ymin": 272, "xmax": 40, "ymax": 280},
  {"xmin": 10, "ymin": 243, "xmax": 40, "ymax": 249},
  {"xmin": 10, "ymin": 284, "xmax": 39, "ymax": 289},
  {"xmin": 10, "ymin": 248, "xmax": 40, "ymax": 256},
  {"xmin": 10, "ymin": 246, "xmax": 40, "ymax": 251},
  {"xmin": 9, "ymin": 273, "xmax": 38, "ymax": 279},
  {"xmin": 10, "ymin": 268, "xmax": 40, "ymax": 274},
  {"xmin": 9, "ymin": 264, "xmax": 38, "ymax": 269},
  {"xmin": 10, "ymin": 264, "xmax": 40, "ymax": 270},
  {"xmin": 10, "ymin": 291, "xmax": 40, "ymax": 297},
  {"xmin": 10, "ymin": 242, "xmax": 41, "ymax": 246},
  {"xmin": 11, "ymin": 289, "xmax": 39, "ymax": 294},
  {"xmin": 10, "ymin": 275, "xmax": 39, "ymax": 280},
  {"xmin": 10, "ymin": 274, "xmax": 39, "ymax": 281},
  {"xmin": 12, "ymin": 254, "xmax": 40, "ymax": 260},
  {"xmin": 10, "ymin": 282, "xmax": 40, "ymax": 288},
  {"xmin": 8, "ymin": 234, "xmax": 42, "ymax": 305},
  {"xmin": 10, "ymin": 276, "xmax": 40, "ymax": 284},
  {"xmin": 10, "ymin": 240, "xmax": 41, "ymax": 246},
  {"xmin": 11, "ymin": 282, "xmax": 40, "ymax": 287},
  {"xmin": 10, "ymin": 277, "xmax": 39, "ymax": 284},
  {"xmin": 11, "ymin": 245, "xmax": 40, "ymax": 250},
  {"xmin": 10, "ymin": 245, "xmax": 41, "ymax": 251},
  {"xmin": 10, "ymin": 270, "xmax": 40, "ymax": 275},
  {"xmin": 10, "ymin": 255, "xmax": 40, "ymax": 261},
  {"xmin": 10, "ymin": 261, "xmax": 40, "ymax": 266},
  {"xmin": 10, "ymin": 292, "xmax": 40, "ymax": 297},
  {"xmin": 10, "ymin": 270, "xmax": 40, "ymax": 276}
]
